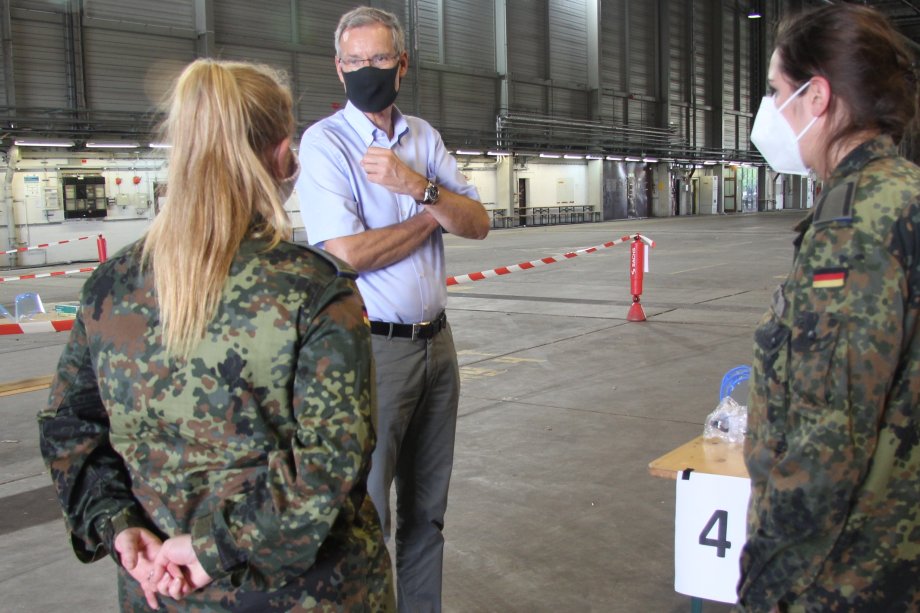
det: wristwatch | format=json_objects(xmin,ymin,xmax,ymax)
[{"xmin": 421, "ymin": 178, "xmax": 440, "ymax": 205}]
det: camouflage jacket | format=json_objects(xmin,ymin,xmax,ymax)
[
  {"xmin": 737, "ymin": 136, "xmax": 920, "ymax": 612},
  {"xmin": 38, "ymin": 238, "xmax": 394, "ymax": 612}
]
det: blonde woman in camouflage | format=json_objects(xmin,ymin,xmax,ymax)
[
  {"xmin": 739, "ymin": 4, "xmax": 920, "ymax": 611},
  {"xmin": 38, "ymin": 59, "xmax": 394, "ymax": 611}
]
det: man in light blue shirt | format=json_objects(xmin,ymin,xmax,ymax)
[{"xmin": 296, "ymin": 7, "xmax": 489, "ymax": 612}]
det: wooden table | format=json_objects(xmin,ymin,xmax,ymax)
[
  {"xmin": 648, "ymin": 435, "xmax": 748, "ymax": 480},
  {"xmin": 649, "ymin": 435, "xmax": 749, "ymax": 612}
]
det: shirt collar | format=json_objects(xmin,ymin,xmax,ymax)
[
  {"xmin": 342, "ymin": 101, "xmax": 410, "ymax": 147},
  {"xmin": 825, "ymin": 134, "xmax": 898, "ymax": 187}
]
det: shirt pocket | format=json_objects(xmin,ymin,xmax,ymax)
[
  {"xmin": 788, "ymin": 310, "xmax": 843, "ymax": 409},
  {"xmin": 751, "ymin": 309, "xmax": 792, "ymax": 454}
]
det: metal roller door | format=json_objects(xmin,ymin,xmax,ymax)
[
  {"xmin": 214, "ymin": 0, "xmax": 295, "ymax": 45},
  {"xmin": 83, "ymin": 27, "xmax": 194, "ymax": 113},
  {"xmin": 84, "ymin": 0, "xmax": 195, "ymax": 31},
  {"xmin": 11, "ymin": 9, "xmax": 68, "ymax": 109}
]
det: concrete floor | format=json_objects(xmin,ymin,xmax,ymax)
[{"xmin": 0, "ymin": 211, "xmax": 806, "ymax": 612}]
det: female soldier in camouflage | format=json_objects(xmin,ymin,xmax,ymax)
[
  {"xmin": 739, "ymin": 5, "xmax": 920, "ymax": 611},
  {"xmin": 38, "ymin": 59, "xmax": 394, "ymax": 611}
]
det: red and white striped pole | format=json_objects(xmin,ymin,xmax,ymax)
[
  {"xmin": 627, "ymin": 234, "xmax": 650, "ymax": 322},
  {"xmin": 96, "ymin": 234, "xmax": 107, "ymax": 263}
]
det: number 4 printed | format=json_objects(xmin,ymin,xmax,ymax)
[{"xmin": 699, "ymin": 509, "xmax": 731, "ymax": 558}]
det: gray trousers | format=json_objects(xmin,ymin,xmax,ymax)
[{"xmin": 368, "ymin": 323, "xmax": 460, "ymax": 613}]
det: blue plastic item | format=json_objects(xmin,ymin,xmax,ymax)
[
  {"xmin": 719, "ymin": 365, "xmax": 751, "ymax": 402},
  {"xmin": 15, "ymin": 292, "xmax": 45, "ymax": 322}
]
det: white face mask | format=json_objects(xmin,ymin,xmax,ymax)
[{"xmin": 750, "ymin": 80, "xmax": 818, "ymax": 176}]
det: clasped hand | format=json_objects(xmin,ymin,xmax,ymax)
[
  {"xmin": 361, "ymin": 146, "xmax": 425, "ymax": 197},
  {"xmin": 115, "ymin": 529, "xmax": 213, "ymax": 610}
]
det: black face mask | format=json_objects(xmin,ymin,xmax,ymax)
[{"xmin": 342, "ymin": 65, "xmax": 400, "ymax": 113}]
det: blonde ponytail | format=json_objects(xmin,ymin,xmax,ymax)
[{"xmin": 143, "ymin": 59, "xmax": 294, "ymax": 358}]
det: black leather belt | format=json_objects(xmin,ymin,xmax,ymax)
[{"xmin": 370, "ymin": 311, "xmax": 447, "ymax": 340}]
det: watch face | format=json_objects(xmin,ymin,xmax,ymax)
[{"xmin": 424, "ymin": 183, "xmax": 439, "ymax": 204}]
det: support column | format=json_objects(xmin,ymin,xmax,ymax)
[
  {"xmin": 1, "ymin": 0, "xmax": 16, "ymax": 109},
  {"xmin": 586, "ymin": 0, "xmax": 600, "ymax": 120},
  {"xmin": 495, "ymin": 0, "xmax": 508, "ymax": 113},
  {"xmin": 194, "ymin": 0, "xmax": 215, "ymax": 58},
  {"xmin": 707, "ymin": 0, "xmax": 723, "ymax": 150}
]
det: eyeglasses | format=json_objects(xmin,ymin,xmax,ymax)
[{"xmin": 338, "ymin": 53, "xmax": 399, "ymax": 70}]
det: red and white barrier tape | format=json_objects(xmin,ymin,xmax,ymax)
[
  {"xmin": 446, "ymin": 234, "xmax": 647, "ymax": 286},
  {"xmin": 3, "ymin": 234, "xmax": 654, "ymax": 333},
  {"xmin": 0, "ymin": 266, "xmax": 98, "ymax": 284},
  {"xmin": 0, "ymin": 319, "xmax": 75, "ymax": 336},
  {"xmin": 2, "ymin": 235, "xmax": 95, "ymax": 257}
]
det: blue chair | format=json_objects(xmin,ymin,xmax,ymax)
[{"xmin": 0, "ymin": 303, "xmax": 12, "ymax": 321}]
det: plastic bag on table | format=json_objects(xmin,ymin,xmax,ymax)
[{"xmin": 703, "ymin": 396, "xmax": 747, "ymax": 445}]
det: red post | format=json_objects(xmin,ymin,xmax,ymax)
[
  {"xmin": 627, "ymin": 234, "xmax": 647, "ymax": 322},
  {"xmin": 96, "ymin": 234, "xmax": 107, "ymax": 263}
]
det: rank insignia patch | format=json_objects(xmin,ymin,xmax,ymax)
[{"xmin": 813, "ymin": 268, "xmax": 847, "ymax": 289}]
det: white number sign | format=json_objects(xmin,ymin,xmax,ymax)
[{"xmin": 674, "ymin": 470, "xmax": 751, "ymax": 604}]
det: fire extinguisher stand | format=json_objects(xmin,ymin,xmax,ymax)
[{"xmin": 627, "ymin": 234, "xmax": 654, "ymax": 322}]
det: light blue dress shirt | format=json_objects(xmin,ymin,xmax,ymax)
[{"xmin": 296, "ymin": 102, "xmax": 480, "ymax": 324}]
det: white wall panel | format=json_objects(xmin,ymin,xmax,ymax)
[
  {"xmin": 215, "ymin": 0, "xmax": 294, "ymax": 44},
  {"xmin": 83, "ymin": 28, "xmax": 194, "ymax": 113},
  {"xmin": 85, "ymin": 0, "xmax": 195, "ymax": 31},
  {"xmin": 12, "ymin": 13, "xmax": 68, "ymax": 109}
]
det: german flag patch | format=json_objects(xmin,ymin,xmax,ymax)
[{"xmin": 812, "ymin": 267, "xmax": 847, "ymax": 289}]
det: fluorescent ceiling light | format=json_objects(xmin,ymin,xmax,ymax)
[
  {"xmin": 625, "ymin": 157, "xmax": 641, "ymax": 162},
  {"xmin": 149, "ymin": 142, "xmax": 171, "ymax": 149},
  {"xmin": 86, "ymin": 140, "xmax": 140, "ymax": 149},
  {"xmin": 606, "ymin": 156, "xmax": 623, "ymax": 161},
  {"xmin": 455, "ymin": 149, "xmax": 483, "ymax": 155},
  {"xmin": 703, "ymin": 160, "xmax": 718, "ymax": 165},
  {"xmin": 563, "ymin": 154, "xmax": 583, "ymax": 159},
  {"xmin": 539, "ymin": 153, "xmax": 561, "ymax": 159},
  {"xmin": 487, "ymin": 150, "xmax": 511, "ymax": 156},
  {"xmin": 643, "ymin": 157, "xmax": 659, "ymax": 163},
  {"xmin": 14, "ymin": 137, "xmax": 74, "ymax": 147},
  {"xmin": 747, "ymin": 11, "xmax": 762, "ymax": 19},
  {"xmin": 585, "ymin": 154, "xmax": 604, "ymax": 160}
]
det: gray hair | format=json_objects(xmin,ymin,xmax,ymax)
[{"xmin": 334, "ymin": 6, "xmax": 406, "ymax": 57}]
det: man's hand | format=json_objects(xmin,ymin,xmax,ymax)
[{"xmin": 361, "ymin": 146, "xmax": 427, "ymax": 198}]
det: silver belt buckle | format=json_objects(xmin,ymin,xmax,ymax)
[{"xmin": 411, "ymin": 321, "xmax": 426, "ymax": 341}]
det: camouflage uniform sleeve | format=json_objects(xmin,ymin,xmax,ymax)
[
  {"xmin": 189, "ymin": 276, "xmax": 374, "ymax": 586},
  {"xmin": 37, "ymin": 307, "xmax": 149, "ymax": 564},
  {"xmin": 738, "ymin": 221, "xmax": 906, "ymax": 608}
]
